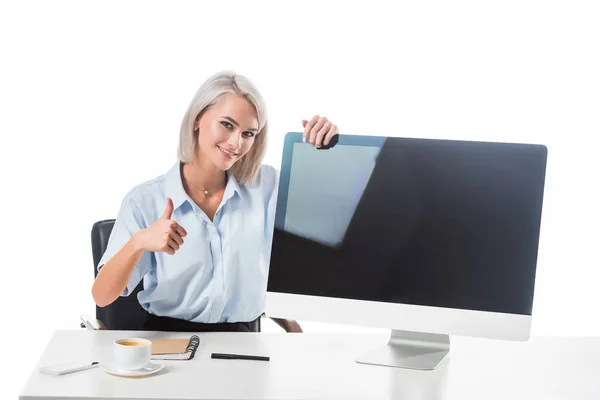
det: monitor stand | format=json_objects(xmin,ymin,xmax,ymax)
[{"xmin": 356, "ymin": 329, "xmax": 450, "ymax": 370}]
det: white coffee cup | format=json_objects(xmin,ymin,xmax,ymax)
[{"xmin": 113, "ymin": 338, "xmax": 151, "ymax": 370}]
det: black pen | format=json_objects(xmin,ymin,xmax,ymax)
[{"xmin": 211, "ymin": 352, "xmax": 270, "ymax": 361}]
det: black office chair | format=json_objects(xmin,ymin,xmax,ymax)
[
  {"xmin": 89, "ymin": 219, "xmax": 149, "ymax": 330},
  {"xmin": 85, "ymin": 219, "xmax": 262, "ymax": 332}
]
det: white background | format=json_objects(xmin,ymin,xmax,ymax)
[{"xmin": 1, "ymin": 0, "xmax": 599, "ymax": 398}]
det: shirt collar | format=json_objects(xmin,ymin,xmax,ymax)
[
  {"xmin": 165, "ymin": 162, "xmax": 189, "ymax": 211},
  {"xmin": 223, "ymin": 170, "xmax": 242, "ymax": 203},
  {"xmin": 165, "ymin": 162, "xmax": 242, "ymax": 211}
]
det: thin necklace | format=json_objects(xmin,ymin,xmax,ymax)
[{"xmin": 184, "ymin": 176, "xmax": 226, "ymax": 196}]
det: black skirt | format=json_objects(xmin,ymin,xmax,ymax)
[{"xmin": 143, "ymin": 313, "xmax": 261, "ymax": 332}]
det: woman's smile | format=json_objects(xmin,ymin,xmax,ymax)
[{"xmin": 217, "ymin": 145, "xmax": 238, "ymax": 159}]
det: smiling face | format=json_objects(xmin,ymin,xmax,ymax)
[{"xmin": 194, "ymin": 93, "xmax": 259, "ymax": 171}]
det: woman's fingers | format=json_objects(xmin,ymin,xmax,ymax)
[
  {"xmin": 323, "ymin": 124, "xmax": 339, "ymax": 146},
  {"xmin": 164, "ymin": 242, "xmax": 175, "ymax": 255},
  {"xmin": 170, "ymin": 222, "xmax": 187, "ymax": 238},
  {"xmin": 308, "ymin": 117, "xmax": 328, "ymax": 146},
  {"xmin": 302, "ymin": 116, "xmax": 338, "ymax": 147},
  {"xmin": 302, "ymin": 115, "xmax": 319, "ymax": 143},
  {"xmin": 168, "ymin": 237, "xmax": 180, "ymax": 252},
  {"xmin": 170, "ymin": 229, "xmax": 184, "ymax": 246},
  {"xmin": 315, "ymin": 121, "xmax": 333, "ymax": 148}
]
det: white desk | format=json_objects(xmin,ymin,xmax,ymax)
[{"xmin": 19, "ymin": 330, "xmax": 600, "ymax": 400}]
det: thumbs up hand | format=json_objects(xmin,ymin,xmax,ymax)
[{"xmin": 136, "ymin": 197, "xmax": 188, "ymax": 255}]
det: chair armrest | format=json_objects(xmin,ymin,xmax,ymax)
[
  {"xmin": 80, "ymin": 314, "xmax": 107, "ymax": 330},
  {"xmin": 269, "ymin": 316, "xmax": 303, "ymax": 333}
]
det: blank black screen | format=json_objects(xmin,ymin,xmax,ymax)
[{"xmin": 267, "ymin": 135, "xmax": 547, "ymax": 316}]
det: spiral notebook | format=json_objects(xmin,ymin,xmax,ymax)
[{"xmin": 149, "ymin": 335, "xmax": 200, "ymax": 360}]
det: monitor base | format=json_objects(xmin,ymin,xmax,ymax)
[{"xmin": 356, "ymin": 329, "xmax": 450, "ymax": 370}]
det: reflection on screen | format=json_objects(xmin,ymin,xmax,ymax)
[{"xmin": 283, "ymin": 144, "xmax": 381, "ymax": 247}]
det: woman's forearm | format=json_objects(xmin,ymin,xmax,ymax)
[{"xmin": 91, "ymin": 233, "xmax": 145, "ymax": 307}]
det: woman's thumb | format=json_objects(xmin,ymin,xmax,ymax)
[{"xmin": 162, "ymin": 197, "xmax": 174, "ymax": 219}]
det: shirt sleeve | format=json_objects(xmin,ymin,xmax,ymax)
[
  {"xmin": 97, "ymin": 193, "xmax": 152, "ymax": 297},
  {"xmin": 263, "ymin": 166, "xmax": 279, "ymax": 264},
  {"xmin": 265, "ymin": 165, "xmax": 279, "ymax": 253}
]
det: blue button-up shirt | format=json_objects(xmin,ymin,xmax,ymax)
[{"xmin": 97, "ymin": 162, "xmax": 278, "ymax": 323}]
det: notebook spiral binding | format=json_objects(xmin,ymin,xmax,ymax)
[{"xmin": 187, "ymin": 335, "xmax": 200, "ymax": 359}]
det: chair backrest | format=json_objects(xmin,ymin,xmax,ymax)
[{"xmin": 91, "ymin": 219, "xmax": 149, "ymax": 330}]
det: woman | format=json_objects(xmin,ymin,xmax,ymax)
[{"xmin": 91, "ymin": 71, "xmax": 339, "ymax": 332}]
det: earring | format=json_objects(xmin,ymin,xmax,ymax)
[{"xmin": 194, "ymin": 127, "xmax": 199, "ymax": 134}]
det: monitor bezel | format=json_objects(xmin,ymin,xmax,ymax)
[{"xmin": 266, "ymin": 132, "xmax": 544, "ymax": 341}]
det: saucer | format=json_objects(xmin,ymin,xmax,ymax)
[{"xmin": 100, "ymin": 362, "xmax": 165, "ymax": 377}]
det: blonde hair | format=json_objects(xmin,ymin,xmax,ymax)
[{"xmin": 178, "ymin": 71, "xmax": 268, "ymax": 185}]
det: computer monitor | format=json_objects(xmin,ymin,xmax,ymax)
[{"xmin": 265, "ymin": 133, "xmax": 547, "ymax": 370}]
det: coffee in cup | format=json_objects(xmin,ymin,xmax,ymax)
[
  {"xmin": 113, "ymin": 338, "xmax": 151, "ymax": 370},
  {"xmin": 117, "ymin": 340, "xmax": 147, "ymax": 347}
]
